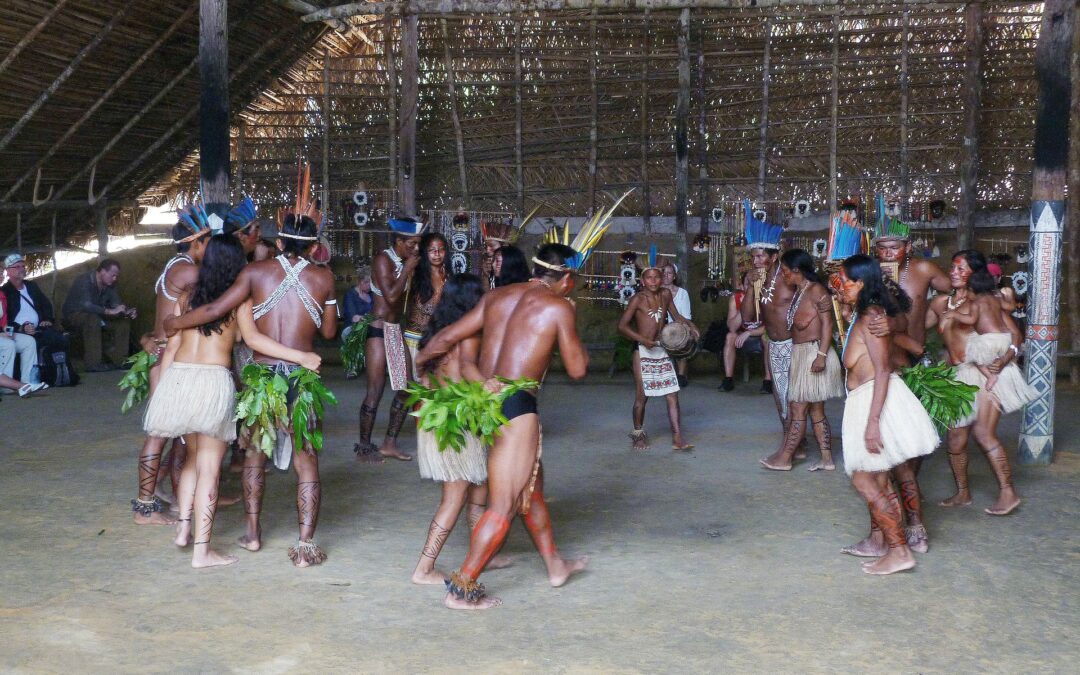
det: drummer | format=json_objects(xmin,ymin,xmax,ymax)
[{"xmin": 617, "ymin": 262, "xmax": 699, "ymax": 451}]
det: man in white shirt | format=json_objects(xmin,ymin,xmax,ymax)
[{"xmin": 1, "ymin": 254, "xmax": 50, "ymax": 384}]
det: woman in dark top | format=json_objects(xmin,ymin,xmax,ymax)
[
  {"xmin": 342, "ymin": 266, "xmax": 374, "ymax": 338},
  {"xmin": 493, "ymin": 245, "xmax": 531, "ymax": 287}
]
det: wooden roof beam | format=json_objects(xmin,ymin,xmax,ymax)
[
  {"xmin": 303, "ymin": 0, "xmax": 969, "ymax": 21},
  {"xmin": 0, "ymin": 0, "xmax": 72, "ymax": 78},
  {"xmin": 272, "ymin": 0, "xmax": 376, "ymax": 47}
]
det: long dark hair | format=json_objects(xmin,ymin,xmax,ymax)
[
  {"xmin": 415, "ymin": 232, "xmax": 449, "ymax": 304},
  {"xmin": 279, "ymin": 214, "xmax": 318, "ymax": 257},
  {"xmin": 780, "ymin": 248, "xmax": 820, "ymax": 283},
  {"xmin": 952, "ymin": 249, "xmax": 996, "ymax": 294},
  {"xmin": 190, "ymin": 234, "xmax": 247, "ymax": 335},
  {"xmin": 495, "ymin": 245, "xmax": 531, "ymax": 286},
  {"xmin": 419, "ymin": 273, "xmax": 484, "ymax": 351},
  {"xmin": 842, "ymin": 254, "xmax": 907, "ymax": 317}
]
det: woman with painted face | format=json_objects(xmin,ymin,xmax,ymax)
[
  {"xmin": 760, "ymin": 249, "xmax": 844, "ymax": 472},
  {"xmin": 834, "ymin": 254, "xmax": 938, "ymax": 575},
  {"xmin": 379, "ymin": 232, "xmax": 450, "ymax": 460},
  {"xmin": 925, "ymin": 250, "xmax": 1032, "ymax": 516}
]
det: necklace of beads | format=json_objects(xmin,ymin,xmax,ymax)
[
  {"xmin": 786, "ymin": 281, "xmax": 811, "ymax": 331},
  {"xmin": 946, "ymin": 293, "xmax": 966, "ymax": 311},
  {"xmin": 900, "ymin": 256, "xmax": 911, "ymax": 287},
  {"xmin": 760, "ymin": 265, "xmax": 781, "ymax": 305}
]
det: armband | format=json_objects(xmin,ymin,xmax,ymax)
[{"xmin": 324, "ymin": 299, "xmax": 337, "ymax": 305}]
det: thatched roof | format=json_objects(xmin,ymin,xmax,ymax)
[{"xmin": 1, "ymin": 1, "xmax": 1044, "ymax": 251}]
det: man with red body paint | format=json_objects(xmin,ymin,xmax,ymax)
[{"xmin": 416, "ymin": 243, "xmax": 590, "ymax": 610}]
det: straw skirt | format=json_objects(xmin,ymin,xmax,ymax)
[
  {"xmin": 143, "ymin": 362, "xmax": 237, "ymax": 442},
  {"xmin": 965, "ymin": 332, "xmax": 1037, "ymax": 414},
  {"xmin": 418, "ymin": 426, "xmax": 487, "ymax": 485},
  {"xmin": 787, "ymin": 341, "xmax": 844, "ymax": 402},
  {"xmin": 841, "ymin": 374, "xmax": 939, "ymax": 475}
]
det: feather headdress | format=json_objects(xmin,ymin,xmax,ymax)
[
  {"xmin": 277, "ymin": 160, "xmax": 323, "ymax": 241},
  {"xmin": 873, "ymin": 193, "xmax": 910, "ymax": 244},
  {"xmin": 481, "ymin": 205, "xmax": 540, "ymax": 246},
  {"xmin": 828, "ymin": 210, "xmax": 863, "ymax": 261},
  {"xmin": 642, "ymin": 244, "xmax": 660, "ymax": 272},
  {"xmin": 225, "ymin": 196, "xmax": 258, "ymax": 231},
  {"xmin": 743, "ymin": 199, "xmax": 783, "ymax": 250},
  {"xmin": 535, "ymin": 190, "xmax": 633, "ymax": 272},
  {"xmin": 176, "ymin": 198, "xmax": 221, "ymax": 243}
]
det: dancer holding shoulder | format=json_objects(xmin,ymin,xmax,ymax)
[
  {"xmin": 617, "ymin": 254, "xmax": 698, "ymax": 451},
  {"xmin": 145, "ymin": 234, "xmax": 320, "ymax": 568},
  {"xmin": 836, "ymin": 255, "xmax": 939, "ymax": 575},
  {"xmin": 760, "ymin": 249, "xmax": 843, "ymax": 471}
]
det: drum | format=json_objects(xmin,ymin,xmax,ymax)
[{"xmin": 660, "ymin": 322, "xmax": 699, "ymax": 360}]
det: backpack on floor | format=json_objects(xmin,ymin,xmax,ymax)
[{"xmin": 38, "ymin": 344, "xmax": 79, "ymax": 387}]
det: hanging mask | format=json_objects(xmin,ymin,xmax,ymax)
[
  {"xmin": 929, "ymin": 200, "xmax": 946, "ymax": 219},
  {"xmin": 711, "ymin": 207, "xmax": 725, "ymax": 223},
  {"xmin": 450, "ymin": 252, "xmax": 468, "ymax": 274},
  {"xmin": 794, "ymin": 199, "xmax": 811, "ymax": 219},
  {"xmin": 450, "ymin": 231, "xmax": 469, "ymax": 252},
  {"xmin": 1015, "ymin": 245, "xmax": 1030, "ymax": 264},
  {"xmin": 352, "ymin": 191, "xmax": 369, "ymax": 207},
  {"xmin": 812, "ymin": 238, "xmax": 828, "ymax": 258}
]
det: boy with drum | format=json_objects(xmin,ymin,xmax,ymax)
[{"xmin": 618, "ymin": 258, "xmax": 699, "ymax": 451}]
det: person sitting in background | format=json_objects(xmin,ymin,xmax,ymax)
[
  {"xmin": 342, "ymin": 265, "xmax": 374, "ymax": 339},
  {"xmin": 3, "ymin": 254, "xmax": 68, "ymax": 359},
  {"xmin": 62, "ymin": 258, "xmax": 134, "ymax": 372},
  {"xmin": 719, "ymin": 272, "xmax": 769, "ymax": 392},
  {"xmin": 661, "ymin": 262, "xmax": 693, "ymax": 387},
  {"xmin": 0, "ymin": 290, "xmax": 47, "ymax": 396},
  {"xmin": 0, "ymin": 255, "xmax": 43, "ymax": 386},
  {"xmin": 493, "ymin": 245, "xmax": 531, "ymax": 286}
]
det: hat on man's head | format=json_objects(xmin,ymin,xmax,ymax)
[
  {"xmin": 743, "ymin": 200, "xmax": 783, "ymax": 251},
  {"xmin": 872, "ymin": 193, "xmax": 910, "ymax": 245},
  {"xmin": 388, "ymin": 216, "xmax": 426, "ymax": 237},
  {"xmin": 4, "ymin": 253, "xmax": 25, "ymax": 268}
]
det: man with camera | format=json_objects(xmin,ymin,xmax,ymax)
[{"xmin": 62, "ymin": 258, "xmax": 134, "ymax": 372}]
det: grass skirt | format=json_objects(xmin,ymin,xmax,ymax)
[
  {"xmin": 787, "ymin": 341, "xmax": 844, "ymax": 402},
  {"xmin": 842, "ymin": 374, "xmax": 939, "ymax": 475},
  {"xmin": 143, "ymin": 362, "xmax": 237, "ymax": 442},
  {"xmin": 965, "ymin": 333, "xmax": 1037, "ymax": 414},
  {"xmin": 417, "ymin": 424, "xmax": 487, "ymax": 485}
]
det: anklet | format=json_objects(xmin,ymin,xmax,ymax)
[
  {"xmin": 446, "ymin": 571, "xmax": 486, "ymax": 602},
  {"xmin": 131, "ymin": 496, "xmax": 165, "ymax": 516}
]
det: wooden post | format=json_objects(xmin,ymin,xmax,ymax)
[
  {"xmin": 756, "ymin": 17, "xmax": 772, "ymax": 204},
  {"xmin": 398, "ymin": 12, "xmax": 418, "ymax": 214},
  {"xmin": 49, "ymin": 213, "xmax": 58, "ymax": 307},
  {"xmin": 322, "ymin": 51, "xmax": 332, "ymax": 212},
  {"xmin": 96, "ymin": 203, "xmax": 109, "ymax": 257},
  {"xmin": 957, "ymin": 1, "xmax": 985, "ymax": 250},
  {"xmin": 199, "ymin": 0, "xmax": 230, "ymax": 216},
  {"xmin": 236, "ymin": 120, "xmax": 245, "ymax": 193},
  {"xmin": 589, "ymin": 10, "xmax": 598, "ymax": 213},
  {"xmin": 697, "ymin": 24, "xmax": 709, "ymax": 235},
  {"xmin": 640, "ymin": 9, "xmax": 651, "ymax": 232},
  {"xmin": 828, "ymin": 14, "xmax": 839, "ymax": 211},
  {"xmin": 1018, "ymin": 0, "xmax": 1074, "ymax": 465},
  {"xmin": 1069, "ymin": 0, "xmax": 1080, "ymax": 386},
  {"xmin": 441, "ymin": 18, "xmax": 469, "ymax": 202},
  {"xmin": 386, "ymin": 12, "xmax": 398, "ymax": 210},
  {"xmin": 674, "ymin": 7, "xmax": 690, "ymax": 234},
  {"xmin": 515, "ymin": 15, "xmax": 525, "ymax": 215},
  {"xmin": 899, "ymin": 9, "xmax": 910, "ymax": 196}
]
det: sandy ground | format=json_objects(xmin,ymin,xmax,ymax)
[{"xmin": 1, "ymin": 370, "xmax": 1079, "ymax": 673}]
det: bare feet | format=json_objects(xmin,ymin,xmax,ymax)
[
  {"xmin": 353, "ymin": 442, "xmax": 385, "ymax": 464},
  {"xmin": 906, "ymin": 524, "xmax": 929, "ymax": 553},
  {"xmin": 985, "ymin": 489, "xmax": 1020, "ymax": 516},
  {"xmin": 486, "ymin": 554, "xmax": 513, "ymax": 570},
  {"xmin": 630, "ymin": 430, "xmax": 649, "ymax": 451},
  {"xmin": 861, "ymin": 548, "xmax": 916, "ymax": 575},
  {"xmin": 134, "ymin": 510, "xmax": 177, "ymax": 525},
  {"xmin": 841, "ymin": 532, "xmax": 887, "ymax": 558},
  {"xmin": 288, "ymin": 540, "xmax": 327, "ymax": 567},
  {"xmin": 174, "ymin": 521, "xmax": 192, "ymax": 548},
  {"xmin": 379, "ymin": 438, "xmax": 413, "ymax": 462},
  {"xmin": 546, "ymin": 555, "xmax": 589, "ymax": 588},
  {"xmin": 411, "ymin": 567, "xmax": 449, "ymax": 585},
  {"xmin": 237, "ymin": 534, "xmax": 261, "ymax": 552},
  {"xmin": 217, "ymin": 493, "xmax": 242, "ymax": 507},
  {"xmin": 444, "ymin": 592, "xmax": 503, "ymax": 610},
  {"xmin": 672, "ymin": 439, "xmax": 694, "ymax": 452},
  {"xmin": 759, "ymin": 453, "xmax": 792, "ymax": 471},
  {"xmin": 793, "ymin": 439, "xmax": 808, "ymax": 460},
  {"xmin": 807, "ymin": 460, "xmax": 835, "ymax": 472},
  {"xmin": 192, "ymin": 549, "xmax": 240, "ymax": 568},
  {"xmin": 939, "ymin": 491, "xmax": 973, "ymax": 508}
]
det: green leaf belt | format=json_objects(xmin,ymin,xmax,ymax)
[
  {"xmin": 234, "ymin": 363, "xmax": 338, "ymax": 456},
  {"xmin": 405, "ymin": 376, "xmax": 540, "ymax": 453}
]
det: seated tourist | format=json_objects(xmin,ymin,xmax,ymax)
[
  {"xmin": 61, "ymin": 258, "xmax": 134, "ymax": 372},
  {"xmin": 0, "ymin": 289, "xmax": 47, "ymax": 396}
]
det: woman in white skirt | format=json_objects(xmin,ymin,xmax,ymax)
[
  {"xmin": 760, "ymin": 249, "xmax": 844, "ymax": 472},
  {"xmin": 144, "ymin": 235, "xmax": 320, "ymax": 568},
  {"xmin": 836, "ymin": 255, "xmax": 939, "ymax": 575},
  {"xmin": 410, "ymin": 273, "xmax": 502, "ymax": 585}
]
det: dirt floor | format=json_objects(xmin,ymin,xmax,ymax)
[{"xmin": 2, "ymin": 369, "xmax": 1079, "ymax": 673}]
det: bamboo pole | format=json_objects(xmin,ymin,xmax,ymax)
[
  {"xmin": 957, "ymin": 1, "xmax": 985, "ymax": 249},
  {"xmin": 900, "ymin": 9, "xmax": 910, "ymax": 196},
  {"xmin": 440, "ymin": 18, "xmax": 469, "ymax": 202},
  {"xmin": 675, "ymin": 7, "xmax": 690, "ymax": 234},
  {"xmin": 589, "ymin": 10, "xmax": 598, "ymax": 213},
  {"xmin": 322, "ymin": 51, "xmax": 332, "ymax": 212},
  {"xmin": 757, "ymin": 17, "xmax": 772, "ymax": 202},
  {"xmin": 50, "ymin": 213, "xmax": 58, "ymax": 308},
  {"xmin": 1018, "ymin": 0, "xmax": 1074, "ymax": 465},
  {"xmin": 0, "ymin": 0, "xmax": 71, "ymax": 78},
  {"xmin": 199, "ymin": 0, "xmax": 231, "ymax": 214},
  {"xmin": 515, "ymin": 14, "xmax": 525, "ymax": 215},
  {"xmin": 697, "ymin": 24, "xmax": 709, "ymax": 235},
  {"xmin": 0, "ymin": 4, "xmax": 130, "ymax": 154},
  {"xmin": 398, "ymin": 12, "xmax": 419, "ymax": 214},
  {"xmin": 386, "ymin": 12, "xmax": 398, "ymax": 210},
  {"xmin": 236, "ymin": 121, "xmax": 246, "ymax": 193},
  {"xmin": 828, "ymin": 13, "xmax": 839, "ymax": 210},
  {"xmin": 640, "ymin": 9, "xmax": 651, "ymax": 233}
]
